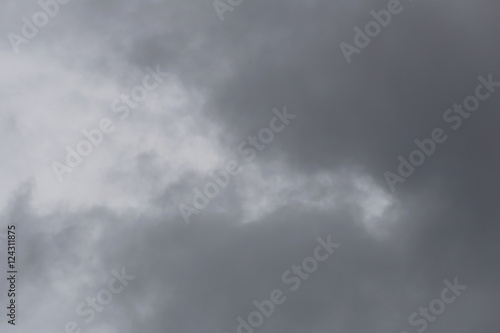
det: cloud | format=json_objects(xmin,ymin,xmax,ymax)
[{"xmin": 0, "ymin": 0, "xmax": 499, "ymax": 332}]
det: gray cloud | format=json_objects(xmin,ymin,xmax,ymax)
[{"xmin": 0, "ymin": 0, "xmax": 499, "ymax": 333}]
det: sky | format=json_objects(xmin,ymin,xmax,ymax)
[{"xmin": 0, "ymin": 0, "xmax": 499, "ymax": 332}]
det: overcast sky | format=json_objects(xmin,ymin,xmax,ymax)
[{"xmin": 0, "ymin": 0, "xmax": 499, "ymax": 332}]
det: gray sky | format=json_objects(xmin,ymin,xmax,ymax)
[{"xmin": 0, "ymin": 0, "xmax": 499, "ymax": 333}]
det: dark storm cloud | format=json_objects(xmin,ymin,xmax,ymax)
[
  {"xmin": 2, "ymin": 178, "xmax": 499, "ymax": 333},
  {"xmin": 0, "ymin": 0, "xmax": 499, "ymax": 333}
]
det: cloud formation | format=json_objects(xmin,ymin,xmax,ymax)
[{"xmin": 0, "ymin": 0, "xmax": 499, "ymax": 333}]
